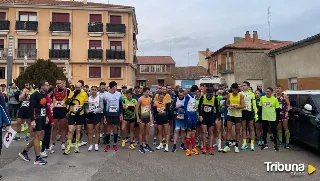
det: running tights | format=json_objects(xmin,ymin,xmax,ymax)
[
  {"xmin": 41, "ymin": 123, "xmax": 52, "ymax": 152},
  {"xmin": 262, "ymin": 120, "xmax": 277, "ymax": 146}
]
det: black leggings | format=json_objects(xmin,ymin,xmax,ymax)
[
  {"xmin": 41, "ymin": 123, "xmax": 52, "ymax": 152},
  {"xmin": 262, "ymin": 120, "xmax": 278, "ymax": 146}
]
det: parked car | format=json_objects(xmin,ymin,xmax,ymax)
[{"xmin": 286, "ymin": 90, "xmax": 320, "ymax": 150}]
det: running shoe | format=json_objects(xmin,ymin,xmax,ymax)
[
  {"xmin": 40, "ymin": 151, "xmax": 48, "ymax": 158},
  {"xmin": 284, "ymin": 143, "xmax": 289, "ymax": 149},
  {"xmin": 63, "ymin": 147, "xmax": 71, "ymax": 155},
  {"xmin": 223, "ymin": 146, "xmax": 230, "ymax": 153},
  {"xmin": 241, "ymin": 144, "xmax": 248, "ymax": 150},
  {"xmin": 191, "ymin": 148, "xmax": 199, "ymax": 155},
  {"xmin": 95, "ymin": 144, "xmax": 99, "ymax": 151},
  {"xmin": 139, "ymin": 147, "xmax": 145, "ymax": 153},
  {"xmin": 261, "ymin": 144, "xmax": 268, "ymax": 150},
  {"xmin": 25, "ymin": 135, "xmax": 30, "ymax": 142},
  {"xmin": 134, "ymin": 141, "xmax": 138, "ymax": 147},
  {"xmin": 34, "ymin": 157, "xmax": 47, "ymax": 165},
  {"xmin": 218, "ymin": 147, "xmax": 224, "ymax": 152},
  {"xmin": 125, "ymin": 137, "xmax": 129, "ymax": 143},
  {"xmin": 257, "ymin": 141, "xmax": 262, "ymax": 146},
  {"xmin": 56, "ymin": 135, "xmax": 61, "ymax": 141},
  {"xmin": 19, "ymin": 152, "xmax": 31, "ymax": 161},
  {"xmin": 79, "ymin": 141, "xmax": 87, "ymax": 147},
  {"xmin": 209, "ymin": 147, "xmax": 214, "ymax": 155},
  {"xmin": 234, "ymin": 146, "xmax": 239, "ymax": 153},
  {"xmin": 250, "ymin": 146, "xmax": 255, "ymax": 151},
  {"xmin": 153, "ymin": 138, "xmax": 157, "ymax": 145},
  {"xmin": 164, "ymin": 145, "xmax": 169, "ymax": 152},
  {"xmin": 156, "ymin": 144, "xmax": 163, "ymax": 150},
  {"xmin": 104, "ymin": 145, "xmax": 110, "ymax": 152},
  {"xmin": 201, "ymin": 147, "xmax": 207, "ymax": 154},
  {"xmin": 172, "ymin": 146, "xmax": 177, "ymax": 152},
  {"xmin": 61, "ymin": 143, "xmax": 66, "ymax": 150},
  {"xmin": 145, "ymin": 145, "xmax": 154, "ymax": 152},
  {"xmin": 48, "ymin": 144, "xmax": 55, "ymax": 153},
  {"xmin": 13, "ymin": 136, "xmax": 21, "ymax": 141},
  {"xmin": 129, "ymin": 144, "xmax": 135, "ymax": 150},
  {"xmin": 113, "ymin": 145, "xmax": 118, "ymax": 152},
  {"xmin": 88, "ymin": 145, "xmax": 93, "ymax": 151},
  {"xmin": 274, "ymin": 146, "xmax": 280, "ymax": 152},
  {"xmin": 180, "ymin": 143, "xmax": 186, "ymax": 150},
  {"xmin": 185, "ymin": 149, "xmax": 191, "ymax": 156},
  {"xmin": 121, "ymin": 140, "xmax": 126, "ymax": 147},
  {"xmin": 74, "ymin": 145, "xmax": 80, "ymax": 153}
]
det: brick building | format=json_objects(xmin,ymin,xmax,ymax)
[
  {"xmin": 135, "ymin": 56, "xmax": 175, "ymax": 87},
  {"xmin": 270, "ymin": 33, "xmax": 320, "ymax": 90}
]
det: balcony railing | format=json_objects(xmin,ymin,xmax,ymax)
[
  {"xmin": 15, "ymin": 21, "xmax": 38, "ymax": 31},
  {"xmin": 15, "ymin": 49, "xmax": 37, "ymax": 59},
  {"xmin": 49, "ymin": 49, "xmax": 70, "ymax": 59},
  {"xmin": 49, "ymin": 22, "xmax": 71, "ymax": 32},
  {"xmin": 106, "ymin": 24, "xmax": 126, "ymax": 33},
  {"xmin": 88, "ymin": 49, "xmax": 103, "ymax": 59},
  {"xmin": 0, "ymin": 49, "xmax": 8, "ymax": 59},
  {"xmin": 218, "ymin": 63, "xmax": 234, "ymax": 73},
  {"xmin": 106, "ymin": 49, "xmax": 125, "ymax": 59},
  {"xmin": 0, "ymin": 21, "xmax": 10, "ymax": 30},
  {"xmin": 88, "ymin": 22, "xmax": 103, "ymax": 32}
]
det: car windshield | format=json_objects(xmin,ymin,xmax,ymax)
[{"xmin": 311, "ymin": 95, "xmax": 320, "ymax": 112}]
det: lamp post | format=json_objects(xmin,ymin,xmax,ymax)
[
  {"xmin": 7, "ymin": 35, "xmax": 14, "ymax": 87},
  {"xmin": 24, "ymin": 54, "xmax": 28, "ymax": 72}
]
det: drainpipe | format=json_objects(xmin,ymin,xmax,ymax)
[{"xmin": 126, "ymin": 65, "xmax": 128, "ymax": 85}]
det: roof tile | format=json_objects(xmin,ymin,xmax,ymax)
[
  {"xmin": 137, "ymin": 56, "xmax": 176, "ymax": 65},
  {"xmin": 173, "ymin": 66, "xmax": 210, "ymax": 80}
]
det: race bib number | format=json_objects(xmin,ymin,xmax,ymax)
[
  {"xmin": 279, "ymin": 103, "xmax": 282, "ymax": 109},
  {"xmin": 203, "ymin": 106, "xmax": 212, "ymax": 113},
  {"xmin": 73, "ymin": 105, "xmax": 82, "ymax": 112},
  {"xmin": 177, "ymin": 114, "xmax": 184, "ymax": 119},
  {"xmin": 143, "ymin": 106, "xmax": 150, "ymax": 113},
  {"xmin": 3, "ymin": 127, "xmax": 17, "ymax": 148},
  {"xmin": 157, "ymin": 107, "xmax": 165, "ymax": 113},
  {"xmin": 109, "ymin": 106, "xmax": 118, "ymax": 112},
  {"xmin": 55, "ymin": 101, "xmax": 65, "ymax": 107},
  {"xmin": 264, "ymin": 102, "xmax": 272, "ymax": 107},
  {"xmin": 221, "ymin": 113, "xmax": 224, "ymax": 118},
  {"xmin": 187, "ymin": 104, "xmax": 196, "ymax": 112},
  {"xmin": 40, "ymin": 108, "xmax": 46, "ymax": 117},
  {"xmin": 245, "ymin": 104, "xmax": 251, "ymax": 110},
  {"xmin": 89, "ymin": 104, "xmax": 96, "ymax": 112},
  {"xmin": 22, "ymin": 101, "xmax": 29, "ymax": 107}
]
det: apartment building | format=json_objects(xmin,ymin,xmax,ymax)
[{"xmin": 0, "ymin": 0, "xmax": 138, "ymax": 87}]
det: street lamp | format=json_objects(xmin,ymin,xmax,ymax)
[
  {"xmin": 7, "ymin": 35, "xmax": 14, "ymax": 87},
  {"xmin": 24, "ymin": 54, "xmax": 28, "ymax": 72}
]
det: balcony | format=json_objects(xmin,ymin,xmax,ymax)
[
  {"xmin": 106, "ymin": 49, "xmax": 125, "ymax": 63},
  {"xmin": 0, "ymin": 21, "xmax": 10, "ymax": 35},
  {"xmin": 49, "ymin": 49, "xmax": 70, "ymax": 60},
  {"xmin": 0, "ymin": 49, "xmax": 8, "ymax": 62},
  {"xmin": 15, "ymin": 21, "xmax": 38, "ymax": 36},
  {"xmin": 49, "ymin": 22, "xmax": 71, "ymax": 36},
  {"xmin": 14, "ymin": 49, "xmax": 37, "ymax": 63},
  {"xmin": 88, "ymin": 49, "xmax": 103, "ymax": 61},
  {"xmin": 106, "ymin": 24, "xmax": 126, "ymax": 38},
  {"xmin": 88, "ymin": 22, "xmax": 103, "ymax": 37},
  {"xmin": 218, "ymin": 64, "xmax": 234, "ymax": 74}
]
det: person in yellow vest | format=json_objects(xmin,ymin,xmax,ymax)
[{"xmin": 223, "ymin": 83, "xmax": 245, "ymax": 153}]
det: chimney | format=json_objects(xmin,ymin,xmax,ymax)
[
  {"xmin": 244, "ymin": 31, "xmax": 251, "ymax": 41},
  {"xmin": 253, "ymin": 31, "xmax": 258, "ymax": 43},
  {"xmin": 205, "ymin": 48, "xmax": 209, "ymax": 56},
  {"xmin": 83, "ymin": 0, "xmax": 87, "ymax": 4}
]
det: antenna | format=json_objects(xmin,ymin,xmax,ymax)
[{"xmin": 268, "ymin": 6, "xmax": 272, "ymax": 41}]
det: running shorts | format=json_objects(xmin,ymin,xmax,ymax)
[
  {"xmin": 175, "ymin": 118, "xmax": 185, "ymax": 130},
  {"xmin": 201, "ymin": 116, "xmax": 216, "ymax": 127},
  {"xmin": 186, "ymin": 112, "xmax": 197, "ymax": 131},
  {"xmin": 156, "ymin": 115, "xmax": 168, "ymax": 125},
  {"xmin": 53, "ymin": 107, "xmax": 68, "ymax": 119},
  {"xmin": 242, "ymin": 110, "xmax": 254, "ymax": 121},
  {"xmin": 106, "ymin": 116, "xmax": 120, "ymax": 125},
  {"xmin": 227, "ymin": 116, "xmax": 242, "ymax": 123},
  {"xmin": 86, "ymin": 113, "xmax": 102, "ymax": 125},
  {"xmin": 35, "ymin": 118, "xmax": 46, "ymax": 131},
  {"xmin": 68, "ymin": 115, "xmax": 85, "ymax": 125},
  {"xmin": 125, "ymin": 118, "xmax": 135, "ymax": 124},
  {"xmin": 18, "ymin": 107, "xmax": 32, "ymax": 119}
]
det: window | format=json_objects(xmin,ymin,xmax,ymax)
[
  {"xmin": 140, "ymin": 65, "xmax": 168, "ymax": 73},
  {"xmin": 0, "ymin": 67, "xmax": 5, "ymax": 79},
  {"xmin": 225, "ymin": 53, "xmax": 231, "ymax": 70},
  {"xmin": 138, "ymin": 80, "xmax": 146, "ymax": 87},
  {"xmin": 110, "ymin": 15, "xmax": 121, "ymax": 24},
  {"xmin": 0, "ymin": 12, "xmax": 6, "ymax": 20},
  {"xmin": 0, "ymin": 39, "xmax": 4, "ymax": 49},
  {"xmin": 52, "ymin": 13, "xmax": 69, "ymax": 22},
  {"xmin": 89, "ymin": 40, "xmax": 102, "ymax": 49},
  {"xmin": 19, "ymin": 12, "xmax": 37, "ymax": 21},
  {"xmin": 18, "ymin": 39, "xmax": 36, "ymax": 58},
  {"xmin": 89, "ymin": 14, "xmax": 102, "ymax": 23},
  {"xmin": 110, "ymin": 67, "xmax": 121, "ymax": 78},
  {"xmin": 52, "ymin": 39, "xmax": 69, "ymax": 50},
  {"xmin": 158, "ymin": 79, "xmax": 164, "ymax": 86},
  {"xmin": 110, "ymin": 41, "xmax": 122, "ymax": 51},
  {"xmin": 88, "ymin": 67, "xmax": 101, "ymax": 78},
  {"xmin": 289, "ymin": 78, "xmax": 297, "ymax": 90}
]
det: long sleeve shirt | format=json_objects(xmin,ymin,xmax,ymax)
[{"xmin": 46, "ymin": 95, "xmax": 53, "ymax": 124}]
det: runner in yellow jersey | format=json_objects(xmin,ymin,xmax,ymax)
[{"xmin": 223, "ymin": 83, "xmax": 245, "ymax": 153}]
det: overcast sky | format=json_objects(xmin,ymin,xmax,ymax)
[{"xmin": 93, "ymin": 0, "xmax": 320, "ymax": 66}]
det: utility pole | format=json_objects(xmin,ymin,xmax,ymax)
[
  {"xmin": 268, "ymin": 6, "xmax": 272, "ymax": 41},
  {"xmin": 7, "ymin": 35, "xmax": 14, "ymax": 87}
]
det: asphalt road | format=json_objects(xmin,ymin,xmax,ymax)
[{"xmin": 1, "ymin": 131, "xmax": 319, "ymax": 181}]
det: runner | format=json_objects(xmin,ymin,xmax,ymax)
[
  {"xmin": 13, "ymin": 82, "xmax": 34, "ymax": 141},
  {"xmin": 184, "ymin": 85, "xmax": 200, "ymax": 156},
  {"xmin": 19, "ymin": 80, "xmax": 49, "ymax": 165},
  {"xmin": 49, "ymin": 80, "xmax": 71, "ymax": 152},
  {"xmin": 241, "ymin": 81, "xmax": 258, "ymax": 151},
  {"xmin": 135, "ymin": 87, "xmax": 154, "ymax": 153},
  {"xmin": 198, "ymin": 88, "xmax": 219, "ymax": 155},
  {"xmin": 166, "ymin": 85, "xmax": 176, "ymax": 142},
  {"xmin": 254, "ymin": 90, "xmax": 263, "ymax": 146},
  {"xmin": 275, "ymin": 85, "xmax": 290, "ymax": 148},
  {"xmin": 121, "ymin": 90, "xmax": 137, "ymax": 149},
  {"xmin": 259, "ymin": 87, "xmax": 280, "ymax": 151},
  {"xmin": 98, "ymin": 82, "xmax": 107, "ymax": 144},
  {"xmin": 63, "ymin": 82, "xmax": 88, "ymax": 155},
  {"xmin": 103, "ymin": 81, "xmax": 122, "ymax": 152},
  {"xmin": 154, "ymin": 92, "xmax": 171, "ymax": 152},
  {"xmin": 86, "ymin": 86, "xmax": 103, "ymax": 151},
  {"xmin": 171, "ymin": 89, "xmax": 186, "ymax": 152},
  {"xmin": 214, "ymin": 90, "xmax": 224, "ymax": 152},
  {"xmin": 223, "ymin": 83, "xmax": 245, "ymax": 153}
]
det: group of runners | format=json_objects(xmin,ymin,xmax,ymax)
[{"xmin": 10, "ymin": 79, "xmax": 291, "ymax": 165}]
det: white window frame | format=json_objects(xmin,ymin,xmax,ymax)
[
  {"xmin": 140, "ymin": 65, "xmax": 168, "ymax": 73},
  {"xmin": 289, "ymin": 78, "xmax": 297, "ymax": 90}
]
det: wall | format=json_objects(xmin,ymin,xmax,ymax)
[
  {"xmin": 197, "ymin": 53, "xmax": 208, "ymax": 69},
  {"xmin": 234, "ymin": 50, "xmax": 275, "ymax": 89},
  {"xmin": 275, "ymin": 41, "xmax": 320, "ymax": 90}
]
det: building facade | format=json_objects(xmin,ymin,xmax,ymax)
[
  {"xmin": 0, "ymin": 0, "xmax": 138, "ymax": 87},
  {"xmin": 136, "ymin": 56, "xmax": 175, "ymax": 87},
  {"xmin": 197, "ymin": 48, "xmax": 212, "ymax": 69},
  {"xmin": 270, "ymin": 33, "xmax": 320, "ymax": 90},
  {"xmin": 173, "ymin": 66, "xmax": 210, "ymax": 89}
]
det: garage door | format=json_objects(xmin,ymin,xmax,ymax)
[
  {"xmin": 246, "ymin": 79, "xmax": 263, "ymax": 92},
  {"xmin": 181, "ymin": 80, "xmax": 195, "ymax": 89}
]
